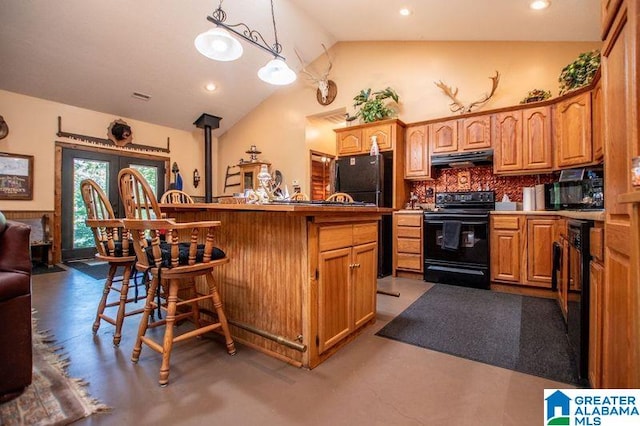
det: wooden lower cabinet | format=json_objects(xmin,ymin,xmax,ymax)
[
  {"xmin": 526, "ymin": 218, "xmax": 556, "ymax": 287},
  {"xmin": 589, "ymin": 259, "xmax": 604, "ymax": 388},
  {"xmin": 393, "ymin": 211, "xmax": 423, "ymax": 277},
  {"xmin": 316, "ymin": 223, "xmax": 377, "ymax": 359},
  {"xmin": 557, "ymin": 234, "xmax": 570, "ymax": 320},
  {"xmin": 490, "ymin": 215, "xmax": 523, "ymax": 283},
  {"xmin": 490, "ymin": 215, "xmax": 557, "ymax": 288}
]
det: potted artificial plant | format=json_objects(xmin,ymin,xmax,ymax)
[
  {"xmin": 558, "ymin": 50, "xmax": 601, "ymax": 95},
  {"xmin": 346, "ymin": 87, "xmax": 400, "ymax": 123}
]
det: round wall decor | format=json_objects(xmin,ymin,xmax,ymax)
[
  {"xmin": 107, "ymin": 119, "xmax": 133, "ymax": 147},
  {"xmin": 0, "ymin": 115, "xmax": 9, "ymax": 140},
  {"xmin": 316, "ymin": 80, "xmax": 337, "ymax": 106}
]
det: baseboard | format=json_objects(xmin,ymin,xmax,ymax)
[{"xmin": 490, "ymin": 283, "xmax": 556, "ymax": 299}]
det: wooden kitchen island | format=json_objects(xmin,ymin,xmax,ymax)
[{"xmin": 161, "ymin": 202, "xmax": 391, "ymax": 369}]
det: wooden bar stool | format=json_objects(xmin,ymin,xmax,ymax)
[
  {"xmin": 326, "ymin": 192, "xmax": 354, "ymax": 203},
  {"xmin": 160, "ymin": 190, "xmax": 194, "ymax": 204},
  {"xmin": 118, "ymin": 167, "xmax": 236, "ymax": 386},
  {"xmin": 80, "ymin": 179, "xmax": 144, "ymax": 347}
]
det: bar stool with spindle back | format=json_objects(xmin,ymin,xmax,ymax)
[
  {"xmin": 118, "ymin": 167, "xmax": 235, "ymax": 386},
  {"xmin": 325, "ymin": 192, "xmax": 354, "ymax": 203},
  {"xmin": 80, "ymin": 179, "xmax": 144, "ymax": 347},
  {"xmin": 160, "ymin": 190, "xmax": 194, "ymax": 204}
]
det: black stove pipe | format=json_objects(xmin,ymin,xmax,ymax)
[{"xmin": 194, "ymin": 113, "xmax": 222, "ymax": 203}]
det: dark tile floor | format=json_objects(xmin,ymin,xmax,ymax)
[{"xmin": 31, "ymin": 267, "xmax": 570, "ymax": 425}]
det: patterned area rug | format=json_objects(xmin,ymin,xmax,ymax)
[{"xmin": 0, "ymin": 314, "xmax": 108, "ymax": 425}]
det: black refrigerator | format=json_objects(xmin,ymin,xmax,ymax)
[{"xmin": 334, "ymin": 153, "xmax": 393, "ymax": 277}]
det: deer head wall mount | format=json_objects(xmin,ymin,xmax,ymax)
[
  {"xmin": 434, "ymin": 71, "xmax": 500, "ymax": 114},
  {"xmin": 295, "ymin": 44, "xmax": 337, "ymax": 106}
]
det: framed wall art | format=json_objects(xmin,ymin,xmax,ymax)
[{"xmin": 0, "ymin": 152, "xmax": 34, "ymax": 200}]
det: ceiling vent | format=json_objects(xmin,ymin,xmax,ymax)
[
  {"xmin": 322, "ymin": 112, "xmax": 346, "ymax": 125},
  {"xmin": 131, "ymin": 92, "xmax": 151, "ymax": 101}
]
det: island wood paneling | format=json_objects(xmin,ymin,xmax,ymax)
[
  {"xmin": 162, "ymin": 204, "xmax": 386, "ymax": 368},
  {"xmin": 170, "ymin": 210, "xmax": 307, "ymax": 365}
]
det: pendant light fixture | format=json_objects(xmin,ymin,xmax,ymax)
[
  {"xmin": 194, "ymin": 27, "xmax": 243, "ymax": 61},
  {"xmin": 196, "ymin": 0, "xmax": 297, "ymax": 86}
]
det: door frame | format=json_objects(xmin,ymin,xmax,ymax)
[
  {"xmin": 54, "ymin": 141, "xmax": 169, "ymax": 263},
  {"xmin": 309, "ymin": 150, "xmax": 334, "ymax": 200}
]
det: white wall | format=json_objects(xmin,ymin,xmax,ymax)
[
  {"xmin": 0, "ymin": 89, "xmax": 211, "ymax": 210},
  {"xmin": 218, "ymin": 40, "xmax": 600, "ymax": 195}
]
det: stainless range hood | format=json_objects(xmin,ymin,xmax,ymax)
[{"xmin": 431, "ymin": 149, "xmax": 493, "ymax": 168}]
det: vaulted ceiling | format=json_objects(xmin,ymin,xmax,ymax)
[{"xmin": 0, "ymin": 0, "xmax": 600, "ymax": 135}]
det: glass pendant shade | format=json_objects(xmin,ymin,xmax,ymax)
[
  {"xmin": 257, "ymin": 58, "xmax": 297, "ymax": 85},
  {"xmin": 194, "ymin": 27, "xmax": 243, "ymax": 61}
]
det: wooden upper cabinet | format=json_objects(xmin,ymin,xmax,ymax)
[
  {"xmin": 335, "ymin": 119, "xmax": 402, "ymax": 157},
  {"xmin": 460, "ymin": 115, "xmax": 491, "ymax": 151},
  {"xmin": 363, "ymin": 123, "xmax": 394, "ymax": 152},
  {"xmin": 601, "ymin": 0, "xmax": 623, "ymax": 40},
  {"xmin": 555, "ymin": 92, "xmax": 593, "ymax": 169},
  {"xmin": 522, "ymin": 106, "xmax": 553, "ymax": 171},
  {"xmin": 591, "ymin": 79, "xmax": 604, "ymax": 163},
  {"xmin": 336, "ymin": 128, "xmax": 363, "ymax": 156},
  {"xmin": 430, "ymin": 119, "xmax": 458, "ymax": 153},
  {"xmin": 492, "ymin": 111, "xmax": 523, "ymax": 173},
  {"xmin": 430, "ymin": 115, "xmax": 491, "ymax": 155},
  {"xmin": 405, "ymin": 124, "xmax": 431, "ymax": 179},
  {"xmin": 492, "ymin": 106, "xmax": 551, "ymax": 175}
]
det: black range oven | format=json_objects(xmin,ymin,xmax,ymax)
[{"xmin": 424, "ymin": 191, "xmax": 495, "ymax": 289}]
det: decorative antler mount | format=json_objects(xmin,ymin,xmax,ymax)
[
  {"xmin": 434, "ymin": 71, "xmax": 500, "ymax": 114},
  {"xmin": 295, "ymin": 44, "xmax": 337, "ymax": 105}
]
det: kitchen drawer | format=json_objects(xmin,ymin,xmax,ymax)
[
  {"xmin": 353, "ymin": 223, "xmax": 378, "ymax": 245},
  {"xmin": 397, "ymin": 238, "xmax": 421, "ymax": 254},
  {"xmin": 397, "ymin": 253, "xmax": 422, "ymax": 270},
  {"xmin": 492, "ymin": 216, "xmax": 520, "ymax": 230},
  {"xmin": 319, "ymin": 225, "xmax": 353, "ymax": 251},
  {"xmin": 590, "ymin": 227, "xmax": 604, "ymax": 262},
  {"xmin": 396, "ymin": 226, "xmax": 422, "ymax": 239},
  {"xmin": 320, "ymin": 223, "xmax": 377, "ymax": 252},
  {"xmin": 396, "ymin": 214, "xmax": 422, "ymax": 227}
]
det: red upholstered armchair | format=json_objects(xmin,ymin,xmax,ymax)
[{"xmin": 0, "ymin": 212, "xmax": 32, "ymax": 402}]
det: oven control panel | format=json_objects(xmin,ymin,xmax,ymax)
[{"xmin": 435, "ymin": 191, "xmax": 495, "ymax": 208}]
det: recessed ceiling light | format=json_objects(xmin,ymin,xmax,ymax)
[
  {"xmin": 205, "ymin": 83, "xmax": 217, "ymax": 92},
  {"xmin": 399, "ymin": 8, "xmax": 411, "ymax": 16},
  {"xmin": 530, "ymin": 0, "xmax": 550, "ymax": 10}
]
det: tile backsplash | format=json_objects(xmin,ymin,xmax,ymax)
[{"xmin": 409, "ymin": 165, "xmax": 557, "ymax": 203}]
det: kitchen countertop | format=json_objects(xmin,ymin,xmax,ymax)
[
  {"xmin": 490, "ymin": 210, "xmax": 605, "ymax": 221},
  {"xmin": 395, "ymin": 208, "xmax": 605, "ymax": 221},
  {"xmin": 161, "ymin": 202, "xmax": 393, "ymax": 215}
]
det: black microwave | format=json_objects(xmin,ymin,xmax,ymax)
[{"xmin": 544, "ymin": 178, "xmax": 604, "ymax": 210}]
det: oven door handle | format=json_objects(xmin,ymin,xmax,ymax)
[
  {"xmin": 426, "ymin": 265, "xmax": 486, "ymax": 275},
  {"xmin": 425, "ymin": 220, "xmax": 487, "ymax": 226}
]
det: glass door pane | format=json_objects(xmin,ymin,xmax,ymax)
[
  {"xmin": 130, "ymin": 164, "xmax": 159, "ymax": 199},
  {"xmin": 72, "ymin": 159, "xmax": 109, "ymax": 250},
  {"xmin": 61, "ymin": 147, "xmax": 166, "ymax": 262}
]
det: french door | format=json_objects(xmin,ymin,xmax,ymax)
[{"xmin": 61, "ymin": 148, "xmax": 166, "ymax": 261}]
